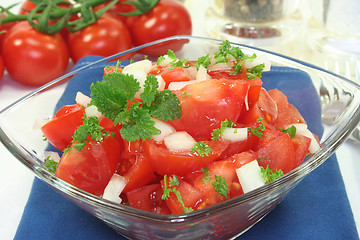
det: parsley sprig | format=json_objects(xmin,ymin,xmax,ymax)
[
  {"xmin": 192, "ymin": 141, "xmax": 212, "ymax": 157},
  {"xmin": 64, "ymin": 115, "xmax": 109, "ymax": 152},
  {"xmin": 213, "ymin": 40, "xmax": 264, "ymax": 77},
  {"xmin": 211, "ymin": 119, "xmax": 235, "ymax": 141},
  {"xmin": 212, "ymin": 175, "xmax": 229, "ymax": 198},
  {"xmin": 248, "ymin": 117, "xmax": 266, "ymax": 138},
  {"xmin": 45, "ymin": 156, "xmax": 58, "ymax": 174},
  {"xmin": 90, "ymin": 71, "xmax": 181, "ymax": 142},
  {"xmin": 162, "ymin": 175, "xmax": 194, "ymax": 214},
  {"xmin": 261, "ymin": 165, "xmax": 284, "ymax": 184},
  {"xmin": 280, "ymin": 125, "xmax": 297, "ymax": 139}
]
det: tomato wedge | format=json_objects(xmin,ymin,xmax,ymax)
[
  {"xmin": 41, "ymin": 104, "xmax": 85, "ymax": 151},
  {"xmin": 55, "ymin": 136, "xmax": 122, "ymax": 196},
  {"xmin": 143, "ymin": 139, "xmax": 229, "ymax": 176}
]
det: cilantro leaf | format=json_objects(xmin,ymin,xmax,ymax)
[
  {"xmin": 192, "ymin": 141, "xmax": 212, "ymax": 157},
  {"xmin": 261, "ymin": 165, "xmax": 284, "ymax": 184},
  {"xmin": 212, "ymin": 175, "xmax": 228, "ymax": 198},
  {"xmin": 280, "ymin": 125, "xmax": 297, "ymax": 139}
]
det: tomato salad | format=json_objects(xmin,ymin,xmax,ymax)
[{"xmin": 40, "ymin": 41, "xmax": 320, "ymax": 215}]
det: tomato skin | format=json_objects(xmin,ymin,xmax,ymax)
[
  {"xmin": 0, "ymin": 12, "xmax": 17, "ymax": 50},
  {"xmin": 161, "ymin": 67, "xmax": 191, "ymax": 88},
  {"xmin": 126, "ymin": 184, "xmax": 171, "ymax": 214},
  {"xmin": 94, "ymin": 0, "xmax": 136, "ymax": 23},
  {"xmin": 170, "ymin": 79, "xmax": 249, "ymax": 140},
  {"xmin": 143, "ymin": 139, "xmax": 229, "ymax": 176},
  {"xmin": 41, "ymin": 104, "xmax": 85, "ymax": 151},
  {"xmin": 55, "ymin": 136, "xmax": 122, "ymax": 196},
  {"xmin": 161, "ymin": 177, "xmax": 202, "ymax": 214},
  {"xmin": 126, "ymin": 0, "xmax": 192, "ymax": 56},
  {"xmin": 257, "ymin": 129, "xmax": 295, "ymax": 174},
  {"xmin": 67, "ymin": 15, "xmax": 133, "ymax": 63},
  {"xmin": 292, "ymin": 134, "xmax": 311, "ymax": 168},
  {"xmin": 0, "ymin": 56, "xmax": 4, "ymax": 81},
  {"xmin": 2, "ymin": 21, "xmax": 69, "ymax": 86}
]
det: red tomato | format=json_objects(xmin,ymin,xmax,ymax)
[
  {"xmin": 169, "ymin": 79, "xmax": 249, "ymax": 140},
  {"xmin": 126, "ymin": 184, "xmax": 171, "ymax": 214},
  {"xmin": 41, "ymin": 104, "xmax": 85, "ymax": 151},
  {"xmin": 94, "ymin": 0, "xmax": 136, "ymax": 23},
  {"xmin": 126, "ymin": 0, "xmax": 192, "ymax": 56},
  {"xmin": 143, "ymin": 139, "xmax": 229, "ymax": 176},
  {"xmin": 160, "ymin": 67, "xmax": 191, "ymax": 88},
  {"xmin": 219, "ymin": 132, "xmax": 260, "ymax": 160},
  {"xmin": 67, "ymin": 15, "xmax": 133, "ymax": 63},
  {"xmin": 0, "ymin": 55, "xmax": 4, "ymax": 81},
  {"xmin": 160, "ymin": 177, "xmax": 202, "ymax": 214},
  {"xmin": 118, "ymin": 154, "xmax": 156, "ymax": 193},
  {"xmin": 55, "ymin": 136, "xmax": 122, "ymax": 196},
  {"xmin": 267, "ymin": 89, "xmax": 305, "ymax": 129},
  {"xmin": 257, "ymin": 129, "xmax": 295, "ymax": 174},
  {"xmin": 292, "ymin": 134, "xmax": 311, "ymax": 168},
  {"xmin": 0, "ymin": 12, "xmax": 17, "ymax": 50},
  {"xmin": 208, "ymin": 67, "xmax": 263, "ymax": 108},
  {"xmin": 18, "ymin": 0, "xmax": 36, "ymax": 14},
  {"xmin": 2, "ymin": 21, "xmax": 69, "ymax": 86}
]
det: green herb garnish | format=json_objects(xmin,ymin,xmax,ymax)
[
  {"xmin": 261, "ymin": 165, "xmax": 284, "ymax": 184},
  {"xmin": 211, "ymin": 119, "xmax": 235, "ymax": 140},
  {"xmin": 45, "ymin": 156, "xmax": 58, "ymax": 174},
  {"xmin": 212, "ymin": 175, "xmax": 228, "ymax": 198},
  {"xmin": 192, "ymin": 141, "xmax": 212, "ymax": 157},
  {"xmin": 280, "ymin": 125, "xmax": 297, "ymax": 139},
  {"xmin": 247, "ymin": 117, "xmax": 266, "ymax": 138}
]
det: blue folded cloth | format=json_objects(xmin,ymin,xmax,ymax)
[{"xmin": 14, "ymin": 56, "xmax": 359, "ymax": 240}]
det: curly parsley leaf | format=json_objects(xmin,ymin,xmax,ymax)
[
  {"xmin": 200, "ymin": 167, "xmax": 212, "ymax": 183},
  {"xmin": 192, "ymin": 141, "xmax": 212, "ymax": 157},
  {"xmin": 280, "ymin": 125, "xmax": 297, "ymax": 139},
  {"xmin": 211, "ymin": 119, "xmax": 235, "ymax": 140},
  {"xmin": 212, "ymin": 175, "xmax": 228, "ymax": 198},
  {"xmin": 45, "ymin": 156, "xmax": 58, "ymax": 174},
  {"xmin": 195, "ymin": 54, "xmax": 211, "ymax": 69},
  {"xmin": 247, "ymin": 63, "xmax": 265, "ymax": 80},
  {"xmin": 248, "ymin": 117, "xmax": 266, "ymax": 138},
  {"xmin": 261, "ymin": 165, "xmax": 284, "ymax": 184},
  {"xmin": 161, "ymin": 175, "xmax": 194, "ymax": 214}
]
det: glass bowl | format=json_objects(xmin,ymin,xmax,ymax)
[{"xmin": 1, "ymin": 36, "xmax": 360, "ymax": 239}]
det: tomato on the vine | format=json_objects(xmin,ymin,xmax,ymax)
[
  {"xmin": 67, "ymin": 15, "xmax": 133, "ymax": 63},
  {"xmin": 2, "ymin": 21, "xmax": 69, "ymax": 86},
  {"xmin": 126, "ymin": 0, "xmax": 192, "ymax": 56},
  {"xmin": 94, "ymin": 0, "xmax": 136, "ymax": 23}
]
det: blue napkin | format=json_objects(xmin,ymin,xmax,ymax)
[{"xmin": 15, "ymin": 56, "xmax": 359, "ymax": 240}]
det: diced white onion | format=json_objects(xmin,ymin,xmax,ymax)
[
  {"xmin": 102, "ymin": 174, "xmax": 126, "ymax": 204},
  {"xmin": 156, "ymin": 75, "xmax": 165, "ymax": 91},
  {"xmin": 164, "ymin": 131, "xmax": 196, "ymax": 152},
  {"xmin": 236, "ymin": 160, "xmax": 265, "ymax": 193},
  {"xmin": 286, "ymin": 123, "xmax": 320, "ymax": 153},
  {"xmin": 122, "ymin": 69, "xmax": 148, "ymax": 94},
  {"xmin": 157, "ymin": 55, "xmax": 173, "ymax": 67},
  {"xmin": 196, "ymin": 65, "xmax": 211, "ymax": 82},
  {"xmin": 152, "ymin": 118, "xmax": 176, "ymax": 142},
  {"xmin": 123, "ymin": 59, "xmax": 152, "ymax": 74},
  {"xmin": 221, "ymin": 127, "xmax": 248, "ymax": 142},
  {"xmin": 183, "ymin": 65, "xmax": 197, "ymax": 80},
  {"xmin": 33, "ymin": 118, "xmax": 50, "ymax": 130},
  {"xmin": 44, "ymin": 151, "xmax": 61, "ymax": 162},
  {"xmin": 168, "ymin": 80, "xmax": 197, "ymax": 91},
  {"xmin": 85, "ymin": 105, "xmax": 103, "ymax": 118},
  {"xmin": 297, "ymin": 128, "xmax": 321, "ymax": 153},
  {"xmin": 243, "ymin": 54, "xmax": 271, "ymax": 72},
  {"xmin": 285, "ymin": 123, "xmax": 308, "ymax": 132},
  {"xmin": 75, "ymin": 92, "xmax": 91, "ymax": 107}
]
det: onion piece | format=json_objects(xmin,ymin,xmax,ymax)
[
  {"xmin": 168, "ymin": 80, "xmax": 197, "ymax": 91},
  {"xmin": 196, "ymin": 65, "xmax": 211, "ymax": 82},
  {"xmin": 243, "ymin": 54, "xmax": 271, "ymax": 71},
  {"xmin": 156, "ymin": 75, "xmax": 165, "ymax": 91},
  {"xmin": 285, "ymin": 123, "xmax": 321, "ymax": 153},
  {"xmin": 236, "ymin": 160, "xmax": 265, "ymax": 194},
  {"xmin": 85, "ymin": 105, "xmax": 103, "ymax": 118},
  {"xmin": 75, "ymin": 91, "xmax": 91, "ymax": 107},
  {"xmin": 102, "ymin": 174, "xmax": 126, "ymax": 204},
  {"xmin": 152, "ymin": 118, "xmax": 176, "ymax": 142},
  {"xmin": 221, "ymin": 127, "xmax": 248, "ymax": 142},
  {"xmin": 123, "ymin": 59, "xmax": 152, "ymax": 74},
  {"xmin": 164, "ymin": 131, "xmax": 196, "ymax": 152},
  {"xmin": 44, "ymin": 151, "xmax": 61, "ymax": 163},
  {"xmin": 157, "ymin": 55, "xmax": 173, "ymax": 68},
  {"xmin": 122, "ymin": 69, "xmax": 147, "ymax": 95}
]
